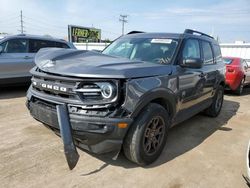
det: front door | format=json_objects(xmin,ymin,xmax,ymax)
[
  {"xmin": 178, "ymin": 38, "xmax": 205, "ymax": 110},
  {"xmin": 0, "ymin": 38, "xmax": 33, "ymax": 80}
]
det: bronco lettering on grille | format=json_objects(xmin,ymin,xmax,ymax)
[{"xmin": 33, "ymin": 81, "xmax": 67, "ymax": 92}]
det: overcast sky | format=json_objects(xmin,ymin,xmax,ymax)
[{"xmin": 0, "ymin": 0, "xmax": 249, "ymax": 42}]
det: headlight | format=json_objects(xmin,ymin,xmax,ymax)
[
  {"xmin": 74, "ymin": 81, "xmax": 118, "ymax": 102},
  {"xmin": 100, "ymin": 83, "xmax": 114, "ymax": 99}
]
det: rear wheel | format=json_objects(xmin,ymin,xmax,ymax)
[
  {"xmin": 123, "ymin": 103, "xmax": 170, "ymax": 165},
  {"xmin": 204, "ymin": 85, "xmax": 224, "ymax": 117},
  {"xmin": 235, "ymin": 78, "xmax": 244, "ymax": 95}
]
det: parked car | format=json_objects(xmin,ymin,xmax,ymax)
[
  {"xmin": 223, "ymin": 57, "xmax": 250, "ymax": 95},
  {"xmin": 0, "ymin": 34, "xmax": 75, "ymax": 85},
  {"xmin": 26, "ymin": 29, "xmax": 225, "ymax": 169}
]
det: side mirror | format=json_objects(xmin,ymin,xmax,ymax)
[
  {"xmin": 180, "ymin": 58, "xmax": 202, "ymax": 69},
  {"xmin": 0, "ymin": 46, "xmax": 3, "ymax": 53}
]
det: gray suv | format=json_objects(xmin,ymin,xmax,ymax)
[
  {"xmin": 0, "ymin": 34, "xmax": 75, "ymax": 85},
  {"xmin": 26, "ymin": 29, "xmax": 225, "ymax": 169}
]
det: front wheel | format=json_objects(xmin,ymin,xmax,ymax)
[
  {"xmin": 204, "ymin": 85, "xmax": 224, "ymax": 117},
  {"xmin": 123, "ymin": 103, "xmax": 170, "ymax": 165}
]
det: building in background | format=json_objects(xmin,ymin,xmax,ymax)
[{"xmin": 220, "ymin": 41, "xmax": 250, "ymax": 65}]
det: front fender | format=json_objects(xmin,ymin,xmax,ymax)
[{"xmin": 122, "ymin": 76, "xmax": 178, "ymax": 120}]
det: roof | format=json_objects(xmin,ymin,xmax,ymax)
[
  {"xmin": 123, "ymin": 32, "xmax": 182, "ymax": 39},
  {"xmin": 124, "ymin": 31, "xmax": 216, "ymax": 43},
  {"xmin": 0, "ymin": 34, "xmax": 67, "ymax": 43}
]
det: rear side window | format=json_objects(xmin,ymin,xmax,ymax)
[
  {"xmin": 201, "ymin": 41, "xmax": 213, "ymax": 65},
  {"xmin": 223, "ymin": 58, "xmax": 233, "ymax": 64},
  {"xmin": 29, "ymin": 39, "xmax": 56, "ymax": 53},
  {"xmin": 3, "ymin": 39, "xmax": 28, "ymax": 53},
  {"xmin": 182, "ymin": 39, "xmax": 200, "ymax": 59}
]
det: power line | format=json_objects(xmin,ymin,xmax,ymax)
[
  {"xmin": 119, "ymin": 15, "xmax": 128, "ymax": 35},
  {"xmin": 0, "ymin": 15, "xmax": 19, "ymax": 24},
  {"xmin": 24, "ymin": 16, "xmax": 66, "ymax": 29}
]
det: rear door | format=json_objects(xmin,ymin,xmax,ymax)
[
  {"xmin": 0, "ymin": 38, "xmax": 32, "ymax": 79},
  {"xmin": 28, "ymin": 39, "xmax": 57, "ymax": 70},
  {"xmin": 199, "ymin": 40, "xmax": 217, "ymax": 99}
]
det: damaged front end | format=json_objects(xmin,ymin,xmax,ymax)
[{"xmin": 26, "ymin": 67, "xmax": 132, "ymax": 170}]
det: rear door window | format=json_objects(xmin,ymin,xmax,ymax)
[
  {"xmin": 4, "ymin": 39, "xmax": 28, "ymax": 53},
  {"xmin": 29, "ymin": 39, "xmax": 56, "ymax": 53},
  {"xmin": 201, "ymin": 41, "xmax": 214, "ymax": 65},
  {"xmin": 212, "ymin": 44, "xmax": 222, "ymax": 63}
]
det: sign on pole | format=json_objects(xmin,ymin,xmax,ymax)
[{"xmin": 68, "ymin": 25, "xmax": 101, "ymax": 43}]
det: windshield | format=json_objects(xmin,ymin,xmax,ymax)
[{"xmin": 102, "ymin": 37, "xmax": 178, "ymax": 64}]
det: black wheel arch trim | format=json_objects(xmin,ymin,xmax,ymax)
[{"xmin": 130, "ymin": 88, "xmax": 177, "ymax": 120}]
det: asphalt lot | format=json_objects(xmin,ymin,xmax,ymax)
[{"xmin": 0, "ymin": 86, "xmax": 250, "ymax": 188}]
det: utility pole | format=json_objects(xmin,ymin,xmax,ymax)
[
  {"xmin": 20, "ymin": 10, "xmax": 24, "ymax": 34},
  {"xmin": 119, "ymin": 15, "xmax": 128, "ymax": 35}
]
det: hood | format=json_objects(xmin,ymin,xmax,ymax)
[{"xmin": 35, "ymin": 48, "xmax": 172, "ymax": 79}]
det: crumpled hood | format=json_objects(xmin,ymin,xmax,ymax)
[{"xmin": 35, "ymin": 48, "xmax": 172, "ymax": 79}]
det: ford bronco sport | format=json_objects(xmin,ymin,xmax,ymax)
[{"xmin": 26, "ymin": 29, "xmax": 225, "ymax": 169}]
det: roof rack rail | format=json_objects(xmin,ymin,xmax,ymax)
[
  {"xmin": 127, "ymin": 31, "xmax": 145, "ymax": 35},
  {"xmin": 184, "ymin": 29, "xmax": 213, "ymax": 39}
]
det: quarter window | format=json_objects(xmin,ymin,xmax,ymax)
[
  {"xmin": 202, "ymin": 41, "xmax": 214, "ymax": 64},
  {"xmin": 4, "ymin": 39, "xmax": 28, "ymax": 53},
  {"xmin": 182, "ymin": 39, "xmax": 200, "ymax": 59},
  {"xmin": 55, "ymin": 42, "xmax": 69, "ymax": 48}
]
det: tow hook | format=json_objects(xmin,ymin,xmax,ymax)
[{"xmin": 56, "ymin": 104, "xmax": 79, "ymax": 170}]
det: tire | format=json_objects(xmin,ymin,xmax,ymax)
[
  {"xmin": 234, "ymin": 78, "xmax": 244, "ymax": 95},
  {"xmin": 204, "ymin": 85, "xmax": 224, "ymax": 117},
  {"xmin": 123, "ymin": 103, "xmax": 170, "ymax": 166}
]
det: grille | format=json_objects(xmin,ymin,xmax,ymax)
[
  {"xmin": 32, "ymin": 76, "xmax": 79, "ymax": 100},
  {"xmin": 30, "ymin": 71, "xmax": 119, "ymax": 108}
]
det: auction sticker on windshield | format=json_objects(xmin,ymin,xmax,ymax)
[{"xmin": 151, "ymin": 39, "xmax": 172, "ymax": 44}]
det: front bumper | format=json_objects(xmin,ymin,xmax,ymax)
[{"xmin": 26, "ymin": 87, "xmax": 132, "ymax": 155}]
